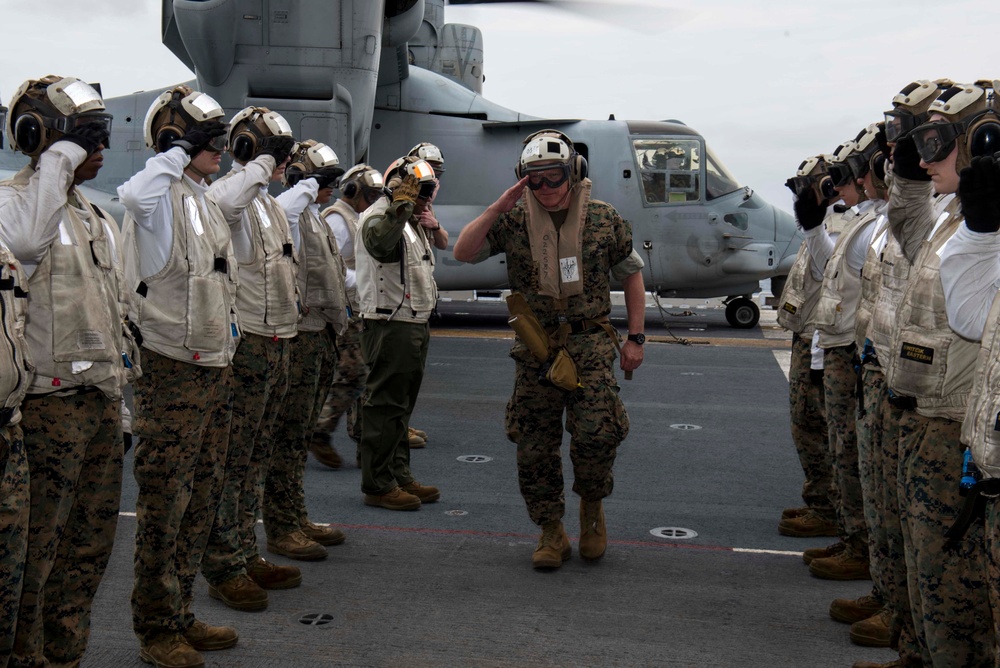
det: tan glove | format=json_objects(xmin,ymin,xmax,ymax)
[{"xmin": 392, "ymin": 174, "xmax": 421, "ymax": 204}]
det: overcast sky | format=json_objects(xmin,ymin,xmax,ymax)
[{"xmin": 2, "ymin": 0, "xmax": 999, "ymax": 212}]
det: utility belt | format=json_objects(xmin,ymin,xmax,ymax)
[
  {"xmin": 25, "ymin": 386, "xmax": 101, "ymax": 401},
  {"xmin": 887, "ymin": 389, "xmax": 916, "ymax": 411},
  {"xmin": 505, "ymin": 293, "xmax": 625, "ymax": 391}
]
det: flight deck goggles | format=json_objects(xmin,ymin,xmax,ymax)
[
  {"xmin": 201, "ymin": 127, "xmax": 229, "ymax": 153},
  {"xmin": 884, "ymin": 110, "xmax": 923, "ymax": 143},
  {"xmin": 827, "ymin": 162, "xmax": 855, "ymax": 187},
  {"xmin": 785, "ymin": 174, "xmax": 836, "ymax": 200},
  {"xmin": 911, "ymin": 119, "xmax": 964, "ymax": 164},
  {"xmin": 524, "ymin": 163, "xmax": 570, "ymax": 190}
]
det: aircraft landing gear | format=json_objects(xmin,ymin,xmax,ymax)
[{"xmin": 724, "ymin": 296, "xmax": 760, "ymax": 329}]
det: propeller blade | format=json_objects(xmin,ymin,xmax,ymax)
[{"xmin": 446, "ymin": 1, "xmax": 690, "ymax": 35}]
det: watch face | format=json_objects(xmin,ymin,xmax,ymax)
[{"xmin": 630, "ymin": 333, "xmax": 645, "ymax": 345}]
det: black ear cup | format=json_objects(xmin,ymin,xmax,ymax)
[
  {"xmin": 342, "ymin": 181, "xmax": 358, "ymax": 198},
  {"xmin": 155, "ymin": 126, "xmax": 182, "ymax": 154},
  {"xmin": 232, "ymin": 133, "xmax": 255, "ymax": 162},
  {"xmin": 14, "ymin": 112, "xmax": 45, "ymax": 156},
  {"xmin": 969, "ymin": 119, "xmax": 1000, "ymax": 159},
  {"xmin": 574, "ymin": 154, "xmax": 588, "ymax": 181},
  {"xmin": 872, "ymin": 152, "xmax": 887, "ymax": 182}
]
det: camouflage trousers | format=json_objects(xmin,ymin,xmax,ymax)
[
  {"xmin": 11, "ymin": 392, "xmax": 122, "ymax": 668},
  {"xmin": 789, "ymin": 335, "xmax": 834, "ymax": 519},
  {"xmin": 130, "ymin": 350, "xmax": 233, "ymax": 644},
  {"xmin": 985, "ymin": 502, "xmax": 1000, "ymax": 662},
  {"xmin": 824, "ymin": 345, "xmax": 867, "ymax": 556},
  {"xmin": 315, "ymin": 319, "xmax": 367, "ymax": 443},
  {"xmin": 202, "ymin": 334, "xmax": 289, "ymax": 585},
  {"xmin": 359, "ymin": 319, "xmax": 427, "ymax": 495},
  {"xmin": 897, "ymin": 410, "xmax": 993, "ymax": 667},
  {"xmin": 1, "ymin": 424, "xmax": 28, "ymax": 668},
  {"xmin": 859, "ymin": 366, "xmax": 920, "ymax": 664},
  {"xmin": 263, "ymin": 330, "xmax": 335, "ymax": 539},
  {"xmin": 505, "ymin": 333, "xmax": 629, "ymax": 526}
]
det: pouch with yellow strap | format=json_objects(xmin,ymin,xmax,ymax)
[{"xmin": 543, "ymin": 348, "xmax": 580, "ymax": 391}]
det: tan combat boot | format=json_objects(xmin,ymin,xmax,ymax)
[
  {"xmin": 803, "ymin": 540, "xmax": 846, "ymax": 565},
  {"xmin": 246, "ymin": 556, "xmax": 302, "ymax": 589},
  {"xmin": 309, "ymin": 433, "xmax": 342, "ymax": 469},
  {"xmin": 850, "ymin": 608, "xmax": 891, "ymax": 647},
  {"xmin": 401, "ymin": 480, "xmax": 441, "ymax": 503},
  {"xmin": 139, "ymin": 633, "xmax": 204, "ymax": 668},
  {"xmin": 829, "ymin": 590, "xmax": 882, "ymax": 624},
  {"xmin": 777, "ymin": 509, "xmax": 839, "ymax": 537},
  {"xmin": 207, "ymin": 573, "xmax": 268, "ymax": 611},
  {"xmin": 363, "ymin": 486, "xmax": 422, "ymax": 510},
  {"xmin": 267, "ymin": 529, "xmax": 328, "ymax": 561},
  {"xmin": 809, "ymin": 549, "xmax": 871, "ymax": 580},
  {"xmin": 183, "ymin": 620, "xmax": 238, "ymax": 651},
  {"xmin": 781, "ymin": 505, "xmax": 809, "ymax": 520},
  {"xmin": 579, "ymin": 499, "xmax": 607, "ymax": 560},
  {"xmin": 406, "ymin": 427, "xmax": 426, "ymax": 449},
  {"xmin": 301, "ymin": 520, "xmax": 346, "ymax": 546},
  {"xmin": 532, "ymin": 520, "xmax": 571, "ymax": 569}
]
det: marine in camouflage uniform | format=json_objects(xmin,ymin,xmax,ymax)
[
  {"xmin": 1, "ymin": 77, "xmax": 134, "ymax": 668},
  {"xmin": 117, "ymin": 91, "xmax": 241, "ymax": 666},
  {"xmin": 453, "ymin": 129, "xmax": 644, "ymax": 567}
]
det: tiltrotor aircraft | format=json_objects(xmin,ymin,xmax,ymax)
[{"xmin": 0, "ymin": 0, "xmax": 801, "ymax": 328}]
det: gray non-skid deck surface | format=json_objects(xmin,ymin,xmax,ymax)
[{"xmin": 82, "ymin": 321, "xmax": 894, "ymax": 667}]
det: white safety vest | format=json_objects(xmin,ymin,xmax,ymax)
[
  {"xmin": 961, "ymin": 294, "xmax": 1000, "ymax": 477},
  {"xmin": 355, "ymin": 198, "xmax": 437, "ymax": 324},
  {"xmin": 776, "ymin": 208, "xmax": 856, "ymax": 335},
  {"xmin": 297, "ymin": 204, "xmax": 348, "ymax": 334},
  {"xmin": 815, "ymin": 203, "xmax": 884, "ymax": 349},
  {"xmin": 123, "ymin": 178, "xmax": 239, "ymax": 367},
  {"xmin": 0, "ymin": 244, "xmax": 31, "ymax": 424},
  {"xmin": 854, "ymin": 219, "xmax": 889, "ymax": 352},
  {"xmin": 323, "ymin": 198, "xmax": 361, "ymax": 311},
  {"xmin": 886, "ymin": 207, "xmax": 977, "ymax": 421}
]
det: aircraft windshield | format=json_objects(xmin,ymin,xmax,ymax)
[
  {"xmin": 704, "ymin": 146, "xmax": 742, "ymax": 200},
  {"xmin": 633, "ymin": 138, "xmax": 701, "ymax": 205}
]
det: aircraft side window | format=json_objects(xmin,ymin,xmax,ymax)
[
  {"xmin": 632, "ymin": 138, "xmax": 701, "ymax": 206},
  {"xmin": 705, "ymin": 147, "xmax": 742, "ymax": 200}
]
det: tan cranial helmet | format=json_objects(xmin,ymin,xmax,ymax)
[
  {"xmin": 784, "ymin": 154, "xmax": 835, "ymax": 201},
  {"xmin": 339, "ymin": 163, "xmax": 385, "ymax": 202},
  {"xmin": 911, "ymin": 81, "xmax": 1000, "ymax": 171},
  {"xmin": 408, "ymin": 142, "xmax": 445, "ymax": 174},
  {"xmin": 884, "ymin": 79, "xmax": 953, "ymax": 143},
  {"xmin": 6, "ymin": 75, "xmax": 111, "ymax": 157},
  {"xmin": 227, "ymin": 106, "xmax": 293, "ymax": 163},
  {"xmin": 144, "ymin": 84, "xmax": 226, "ymax": 152},
  {"xmin": 282, "ymin": 139, "xmax": 343, "ymax": 187}
]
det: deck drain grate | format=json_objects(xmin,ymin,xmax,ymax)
[
  {"xmin": 456, "ymin": 455, "xmax": 492, "ymax": 463},
  {"xmin": 669, "ymin": 424, "xmax": 702, "ymax": 430},
  {"xmin": 299, "ymin": 613, "xmax": 335, "ymax": 627},
  {"xmin": 650, "ymin": 527, "xmax": 698, "ymax": 540},
  {"xmin": 445, "ymin": 510, "xmax": 468, "ymax": 517}
]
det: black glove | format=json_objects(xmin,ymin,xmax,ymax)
[
  {"xmin": 312, "ymin": 166, "xmax": 344, "ymax": 190},
  {"xmin": 56, "ymin": 121, "xmax": 110, "ymax": 155},
  {"xmin": 793, "ymin": 188, "xmax": 827, "ymax": 231},
  {"xmin": 258, "ymin": 135, "xmax": 295, "ymax": 164},
  {"xmin": 172, "ymin": 120, "xmax": 227, "ymax": 157},
  {"xmin": 875, "ymin": 122, "xmax": 890, "ymax": 161},
  {"xmin": 810, "ymin": 368, "xmax": 824, "ymax": 386},
  {"xmin": 892, "ymin": 135, "xmax": 931, "ymax": 181},
  {"xmin": 959, "ymin": 154, "xmax": 1000, "ymax": 233}
]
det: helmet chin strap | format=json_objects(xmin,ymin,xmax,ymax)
[{"xmin": 185, "ymin": 159, "xmax": 212, "ymax": 183}]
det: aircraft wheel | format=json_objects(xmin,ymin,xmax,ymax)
[{"xmin": 725, "ymin": 297, "xmax": 760, "ymax": 329}]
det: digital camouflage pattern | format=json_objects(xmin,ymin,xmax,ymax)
[
  {"xmin": 11, "ymin": 393, "xmax": 122, "ymax": 668},
  {"xmin": 315, "ymin": 318, "xmax": 366, "ymax": 444},
  {"xmin": 202, "ymin": 334, "xmax": 290, "ymax": 585},
  {"xmin": 859, "ymin": 366, "xmax": 920, "ymax": 663},
  {"xmin": 487, "ymin": 199, "xmax": 633, "ymax": 525},
  {"xmin": 505, "ymin": 334, "xmax": 628, "ymax": 524},
  {"xmin": 0, "ymin": 425, "xmax": 28, "ymax": 668},
  {"xmin": 264, "ymin": 330, "xmax": 333, "ymax": 539},
  {"xmin": 130, "ymin": 350, "xmax": 234, "ymax": 645},
  {"xmin": 789, "ymin": 335, "xmax": 835, "ymax": 519},
  {"xmin": 824, "ymin": 345, "xmax": 867, "ymax": 557},
  {"xmin": 896, "ymin": 411, "xmax": 993, "ymax": 667}
]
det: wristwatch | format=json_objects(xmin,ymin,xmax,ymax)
[{"xmin": 627, "ymin": 333, "xmax": 645, "ymax": 345}]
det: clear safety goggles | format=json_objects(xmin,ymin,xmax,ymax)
[
  {"xmin": 202, "ymin": 129, "xmax": 229, "ymax": 153},
  {"xmin": 524, "ymin": 163, "xmax": 570, "ymax": 191},
  {"xmin": 845, "ymin": 153, "xmax": 871, "ymax": 181},
  {"xmin": 912, "ymin": 120, "xmax": 963, "ymax": 164},
  {"xmin": 884, "ymin": 110, "xmax": 921, "ymax": 143},
  {"xmin": 785, "ymin": 176, "xmax": 814, "ymax": 197}
]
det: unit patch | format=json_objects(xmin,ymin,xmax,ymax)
[{"xmin": 899, "ymin": 342, "xmax": 933, "ymax": 365}]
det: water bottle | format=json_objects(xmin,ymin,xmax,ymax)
[{"xmin": 960, "ymin": 447, "xmax": 981, "ymax": 495}]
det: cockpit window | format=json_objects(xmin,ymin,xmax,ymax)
[
  {"xmin": 632, "ymin": 138, "xmax": 701, "ymax": 205},
  {"xmin": 705, "ymin": 146, "xmax": 742, "ymax": 200}
]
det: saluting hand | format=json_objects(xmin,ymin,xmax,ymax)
[{"xmin": 493, "ymin": 177, "xmax": 529, "ymax": 214}]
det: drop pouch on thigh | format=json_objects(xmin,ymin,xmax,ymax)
[{"xmin": 546, "ymin": 348, "xmax": 579, "ymax": 391}]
